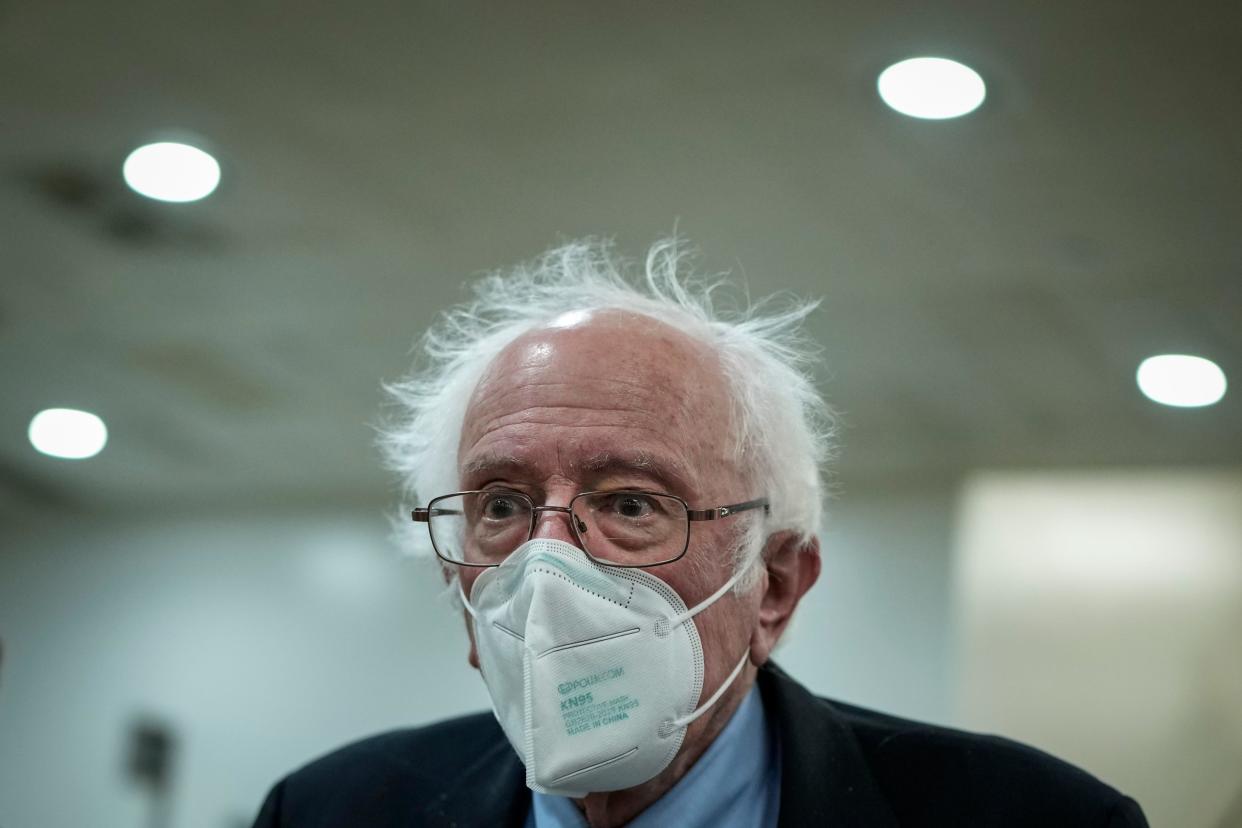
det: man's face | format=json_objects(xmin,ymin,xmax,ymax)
[{"xmin": 455, "ymin": 310, "xmax": 762, "ymax": 727}]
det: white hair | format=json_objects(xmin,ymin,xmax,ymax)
[{"xmin": 377, "ymin": 238, "xmax": 834, "ymax": 585}]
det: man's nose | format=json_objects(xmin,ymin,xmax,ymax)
[{"xmin": 531, "ymin": 506, "xmax": 585, "ymax": 547}]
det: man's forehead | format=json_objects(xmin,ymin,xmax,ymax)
[
  {"xmin": 472, "ymin": 310, "xmax": 713, "ymax": 400},
  {"xmin": 503, "ymin": 310, "xmax": 707, "ymax": 365},
  {"xmin": 458, "ymin": 311, "xmax": 737, "ymax": 490},
  {"xmin": 460, "ymin": 448, "xmax": 696, "ymax": 491}
]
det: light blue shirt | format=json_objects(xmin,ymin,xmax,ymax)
[{"xmin": 526, "ymin": 684, "xmax": 781, "ymax": 828}]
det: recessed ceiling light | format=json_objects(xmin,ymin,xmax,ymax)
[
  {"xmin": 123, "ymin": 141, "xmax": 221, "ymax": 202},
  {"xmin": 28, "ymin": 408, "xmax": 109, "ymax": 459},
  {"xmin": 1136, "ymin": 354, "xmax": 1227, "ymax": 408},
  {"xmin": 877, "ymin": 57, "xmax": 987, "ymax": 119}
]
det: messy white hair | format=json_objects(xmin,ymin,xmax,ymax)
[{"xmin": 378, "ymin": 238, "xmax": 834, "ymax": 585}]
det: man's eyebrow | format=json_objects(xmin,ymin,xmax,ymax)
[
  {"xmin": 460, "ymin": 450, "xmax": 696, "ymax": 494},
  {"xmin": 574, "ymin": 452, "xmax": 694, "ymax": 493},
  {"xmin": 460, "ymin": 452, "xmax": 524, "ymax": 478}
]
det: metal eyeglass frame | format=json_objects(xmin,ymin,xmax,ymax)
[{"xmin": 412, "ymin": 490, "xmax": 770, "ymax": 568}]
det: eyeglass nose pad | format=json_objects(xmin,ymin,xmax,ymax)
[
  {"xmin": 532, "ymin": 507, "xmax": 581, "ymax": 546},
  {"xmin": 573, "ymin": 515, "xmax": 589, "ymax": 535}
]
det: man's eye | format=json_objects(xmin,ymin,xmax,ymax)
[
  {"xmin": 483, "ymin": 495, "xmax": 521, "ymax": 519},
  {"xmin": 611, "ymin": 494, "xmax": 654, "ymax": 519}
]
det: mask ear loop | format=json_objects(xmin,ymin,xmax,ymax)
[
  {"xmin": 657, "ymin": 564, "xmax": 753, "ymax": 735},
  {"xmin": 457, "ymin": 577, "xmax": 478, "ymax": 618},
  {"xmin": 666, "ymin": 562, "xmax": 747, "ymax": 628},
  {"xmin": 662, "ymin": 650, "xmax": 750, "ymax": 734}
]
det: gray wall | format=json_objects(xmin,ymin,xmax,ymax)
[
  {"xmin": 777, "ymin": 483, "xmax": 958, "ymax": 725},
  {"xmin": 956, "ymin": 470, "xmax": 1242, "ymax": 828}
]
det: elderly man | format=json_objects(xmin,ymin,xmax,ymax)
[{"xmin": 253, "ymin": 240, "xmax": 1147, "ymax": 827}]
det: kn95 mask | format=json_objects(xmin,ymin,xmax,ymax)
[{"xmin": 459, "ymin": 538, "xmax": 750, "ymax": 797}]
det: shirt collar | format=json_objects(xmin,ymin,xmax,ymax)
[{"xmin": 531, "ymin": 682, "xmax": 779, "ymax": 828}]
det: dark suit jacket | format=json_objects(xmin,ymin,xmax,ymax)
[{"xmin": 253, "ymin": 662, "xmax": 1148, "ymax": 827}]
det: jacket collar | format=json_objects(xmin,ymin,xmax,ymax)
[
  {"xmin": 448, "ymin": 662, "xmax": 899, "ymax": 827},
  {"xmin": 420, "ymin": 732, "xmax": 529, "ymax": 827},
  {"xmin": 759, "ymin": 662, "xmax": 899, "ymax": 828}
]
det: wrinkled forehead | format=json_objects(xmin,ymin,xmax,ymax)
[{"xmin": 459, "ymin": 310, "xmax": 738, "ymax": 483}]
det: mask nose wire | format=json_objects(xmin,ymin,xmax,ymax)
[
  {"xmin": 457, "ymin": 509, "xmax": 582, "ymax": 616},
  {"xmin": 462, "ymin": 539, "xmax": 745, "ymax": 633}
]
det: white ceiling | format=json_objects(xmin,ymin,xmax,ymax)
[{"xmin": 2, "ymin": 0, "xmax": 1239, "ymax": 516}]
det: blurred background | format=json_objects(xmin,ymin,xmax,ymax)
[{"xmin": 2, "ymin": 1, "xmax": 1240, "ymax": 826}]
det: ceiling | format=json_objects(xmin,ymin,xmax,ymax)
[{"xmin": 2, "ymin": 0, "xmax": 1239, "ymax": 518}]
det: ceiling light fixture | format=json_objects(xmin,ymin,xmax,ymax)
[
  {"xmin": 1136, "ymin": 354, "xmax": 1227, "ymax": 408},
  {"xmin": 877, "ymin": 57, "xmax": 987, "ymax": 119},
  {"xmin": 123, "ymin": 141, "xmax": 221, "ymax": 202},
  {"xmin": 28, "ymin": 408, "xmax": 109, "ymax": 459}
]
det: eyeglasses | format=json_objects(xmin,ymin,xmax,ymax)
[{"xmin": 412, "ymin": 490, "xmax": 770, "ymax": 568}]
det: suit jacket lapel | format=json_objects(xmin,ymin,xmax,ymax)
[
  {"xmin": 425, "ymin": 664, "xmax": 897, "ymax": 827},
  {"xmin": 759, "ymin": 663, "xmax": 899, "ymax": 828},
  {"xmin": 420, "ymin": 733, "xmax": 529, "ymax": 827}
]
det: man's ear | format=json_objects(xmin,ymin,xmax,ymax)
[
  {"xmin": 444, "ymin": 565, "xmax": 482, "ymax": 670},
  {"xmin": 750, "ymin": 531, "xmax": 821, "ymax": 666},
  {"xmin": 465, "ymin": 614, "xmax": 481, "ymax": 670}
]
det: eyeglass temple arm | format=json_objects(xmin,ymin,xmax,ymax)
[
  {"xmin": 411, "ymin": 507, "xmax": 464, "ymax": 523},
  {"xmin": 686, "ymin": 497, "xmax": 770, "ymax": 521}
]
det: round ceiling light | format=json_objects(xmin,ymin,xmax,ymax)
[
  {"xmin": 123, "ymin": 141, "xmax": 221, "ymax": 202},
  {"xmin": 877, "ymin": 57, "xmax": 987, "ymax": 119},
  {"xmin": 1136, "ymin": 354, "xmax": 1227, "ymax": 408},
  {"xmin": 28, "ymin": 408, "xmax": 109, "ymax": 459}
]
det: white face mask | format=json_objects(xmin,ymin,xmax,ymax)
[{"xmin": 460, "ymin": 538, "xmax": 750, "ymax": 797}]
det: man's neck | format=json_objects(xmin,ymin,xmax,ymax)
[{"xmin": 570, "ymin": 671, "xmax": 757, "ymax": 828}]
